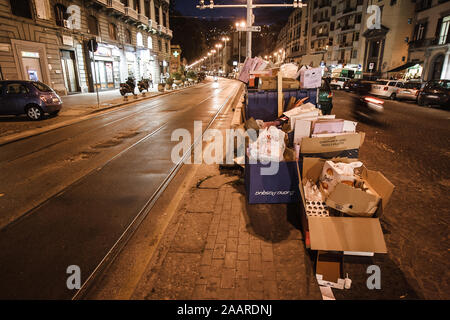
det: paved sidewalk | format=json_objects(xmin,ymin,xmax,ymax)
[{"xmin": 126, "ymin": 93, "xmax": 321, "ymax": 300}]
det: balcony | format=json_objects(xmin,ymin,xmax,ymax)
[
  {"xmin": 316, "ymin": 32, "xmax": 329, "ymax": 38},
  {"xmin": 138, "ymin": 13, "xmax": 148, "ymax": 26},
  {"xmin": 148, "ymin": 19, "xmax": 157, "ymax": 31},
  {"xmin": 124, "ymin": 7, "xmax": 139, "ymax": 22},
  {"xmin": 166, "ymin": 29, "xmax": 173, "ymax": 39},
  {"xmin": 106, "ymin": 0, "xmax": 125, "ymax": 15},
  {"xmin": 408, "ymin": 38, "xmax": 439, "ymax": 49},
  {"xmin": 93, "ymin": 0, "xmax": 108, "ymax": 5}
]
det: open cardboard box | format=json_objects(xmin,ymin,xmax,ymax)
[
  {"xmin": 296, "ymin": 157, "xmax": 395, "ymax": 254},
  {"xmin": 315, "ymin": 251, "xmax": 345, "ymax": 289},
  {"xmin": 300, "ymin": 132, "xmax": 365, "ymax": 158}
]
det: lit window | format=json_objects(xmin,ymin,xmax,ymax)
[
  {"xmin": 137, "ymin": 32, "xmax": 143, "ymax": 47},
  {"xmin": 148, "ymin": 36, "xmax": 153, "ymax": 49},
  {"xmin": 438, "ymin": 16, "xmax": 450, "ymax": 45}
]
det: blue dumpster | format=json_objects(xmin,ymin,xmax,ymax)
[{"xmin": 245, "ymin": 89, "xmax": 318, "ymax": 122}]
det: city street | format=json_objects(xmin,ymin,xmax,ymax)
[{"xmin": 0, "ymin": 78, "xmax": 242, "ymax": 299}]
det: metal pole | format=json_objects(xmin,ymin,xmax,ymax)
[
  {"xmin": 246, "ymin": 0, "xmax": 253, "ymax": 59},
  {"xmin": 90, "ymin": 39, "xmax": 100, "ymax": 108},
  {"xmin": 238, "ymin": 31, "xmax": 241, "ymax": 67}
]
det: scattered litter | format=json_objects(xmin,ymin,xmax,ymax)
[{"xmin": 319, "ymin": 286, "xmax": 335, "ymax": 300}]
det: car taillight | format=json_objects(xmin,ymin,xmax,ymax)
[
  {"xmin": 364, "ymin": 96, "xmax": 384, "ymax": 105},
  {"xmin": 384, "ymin": 87, "xmax": 388, "ymax": 91}
]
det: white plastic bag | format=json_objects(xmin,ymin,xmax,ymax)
[
  {"xmin": 249, "ymin": 126, "xmax": 286, "ymax": 162},
  {"xmin": 319, "ymin": 161, "xmax": 363, "ymax": 196}
]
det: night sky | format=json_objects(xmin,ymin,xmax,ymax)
[{"xmin": 173, "ymin": 0, "xmax": 295, "ymax": 24}]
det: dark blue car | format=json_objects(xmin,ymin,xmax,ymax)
[{"xmin": 0, "ymin": 80, "xmax": 62, "ymax": 120}]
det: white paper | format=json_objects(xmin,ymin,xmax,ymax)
[
  {"xmin": 319, "ymin": 286, "xmax": 336, "ymax": 300},
  {"xmin": 294, "ymin": 119, "xmax": 311, "ymax": 145}
]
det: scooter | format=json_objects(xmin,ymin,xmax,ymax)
[
  {"xmin": 352, "ymin": 95, "xmax": 384, "ymax": 121},
  {"xmin": 120, "ymin": 77, "xmax": 136, "ymax": 96},
  {"xmin": 138, "ymin": 78, "xmax": 151, "ymax": 93}
]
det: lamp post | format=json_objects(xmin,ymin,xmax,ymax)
[
  {"xmin": 208, "ymin": 52, "xmax": 212, "ymax": 71},
  {"xmin": 221, "ymin": 36, "xmax": 230, "ymax": 74},
  {"xmin": 198, "ymin": 1, "xmax": 306, "ymax": 59},
  {"xmin": 215, "ymin": 43, "xmax": 223, "ymax": 73},
  {"xmin": 235, "ymin": 21, "xmax": 246, "ymax": 66}
]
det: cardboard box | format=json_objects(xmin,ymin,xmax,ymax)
[
  {"xmin": 300, "ymin": 132, "xmax": 365, "ymax": 160},
  {"xmin": 302, "ymin": 157, "xmax": 394, "ymax": 218},
  {"xmin": 315, "ymin": 251, "xmax": 345, "ymax": 289},
  {"xmin": 299, "ymin": 67, "xmax": 322, "ymax": 89},
  {"xmin": 245, "ymin": 156, "xmax": 300, "ymax": 204},
  {"xmin": 259, "ymin": 76, "xmax": 300, "ymax": 90},
  {"xmin": 297, "ymin": 158, "xmax": 394, "ymax": 254}
]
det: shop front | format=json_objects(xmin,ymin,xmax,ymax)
[{"xmin": 91, "ymin": 44, "xmax": 119, "ymax": 91}]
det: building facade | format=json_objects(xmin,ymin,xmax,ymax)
[
  {"xmin": 407, "ymin": 0, "xmax": 450, "ymax": 81},
  {"xmin": 0, "ymin": 0, "xmax": 173, "ymax": 95}
]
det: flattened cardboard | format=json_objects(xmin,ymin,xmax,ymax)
[
  {"xmin": 308, "ymin": 216, "xmax": 388, "ymax": 253},
  {"xmin": 301, "ymin": 133, "xmax": 365, "ymax": 155}
]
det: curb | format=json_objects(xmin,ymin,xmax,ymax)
[{"xmin": 0, "ymin": 83, "xmax": 207, "ymax": 147}]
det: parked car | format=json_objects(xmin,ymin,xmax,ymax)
[
  {"xmin": 0, "ymin": 80, "xmax": 62, "ymax": 120},
  {"xmin": 395, "ymin": 81, "xmax": 422, "ymax": 101},
  {"xmin": 330, "ymin": 77, "xmax": 351, "ymax": 90},
  {"xmin": 345, "ymin": 79, "xmax": 376, "ymax": 92},
  {"xmin": 317, "ymin": 78, "xmax": 333, "ymax": 115},
  {"xmin": 369, "ymin": 79, "xmax": 404, "ymax": 99},
  {"xmin": 417, "ymin": 80, "xmax": 450, "ymax": 108}
]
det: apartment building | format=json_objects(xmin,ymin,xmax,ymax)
[
  {"xmin": 0, "ymin": 0, "xmax": 173, "ymax": 95},
  {"xmin": 407, "ymin": 0, "xmax": 450, "ymax": 81}
]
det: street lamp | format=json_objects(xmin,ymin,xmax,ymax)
[
  {"xmin": 221, "ymin": 36, "xmax": 230, "ymax": 74},
  {"xmin": 235, "ymin": 21, "xmax": 246, "ymax": 65}
]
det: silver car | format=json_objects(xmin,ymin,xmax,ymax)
[{"xmin": 395, "ymin": 82, "xmax": 422, "ymax": 101}]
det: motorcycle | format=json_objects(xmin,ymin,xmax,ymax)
[
  {"xmin": 352, "ymin": 95, "xmax": 384, "ymax": 121},
  {"xmin": 138, "ymin": 78, "xmax": 151, "ymax": 93},
  {"xmin": 120, "ymin": 77, "xmax": 136, "ymax": 96}
]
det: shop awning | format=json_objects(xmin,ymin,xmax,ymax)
[
  {"xmin": 387, "ymin": 61, "xmax": 423, "ymax": 73},
  {"xmin": 299, "ymin": 54, "xmax": 323, "ymax": 67}
]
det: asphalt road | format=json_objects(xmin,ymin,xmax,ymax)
[
  {"xmin": 0, "ymin": 78, "xmax": 241, "ymax": 299},
  {"xmin": 330, "ymin": 91, "xmax": 449, "ymax": 300}
]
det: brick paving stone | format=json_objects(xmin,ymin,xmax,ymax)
[
  {"xmin": 200, "ymin": 249, "xmax": 213, "ymax": 266},
  {"xmin": 238, "ymin": 232, "xmax": 249, "ymax": 245},
  {"xmin": 196, "ymin": 265, "xmax": 210, "ymax": 285},
  {"xmin": 263, "ymin": 280, "xmax": 279, "ymax": 300},
  {"xmin": 210, "ymin": 258, "xmax": 225, "ymax": 276},
  {"xmin": 216, "ymin": 288, "xmax": 235, "ymax": 300},
  {"xmin": 215, "ymin": 230, "xmax": 228, "ymax": 245},
  {"xmin": 220, "ymin": 269, "xmax": 236, "ymax": 289},
  {"xmin": 248, "ymin": 291, "xmax": 264, "ymax": 300},
  {"xmin": 248, "ymin": 253, "xmax": 262, "ymax": 272},
  {"xmin": 192, "ymin": 284, "xmax": 207, "ymax": 299},
  {"xmin": 205, "ymin": 277, "xmax": 221, "ymax": 299},
  {"xmin": 226, "ymin": 237, "xmax": 238, "ymax": 252},
  {"xmin": 208, "ymin": 222, "xmax": 219, "ymax": 236},
  {"xmin": 228, "ymin": 224, "xmax": 239, "ymax": 238},
  {"xmin": 213, "ymin": 243, "xmax": 226, "ymax": 259},
  {"xmin": 205, "ymin": 234, "xmax": 216, "ymax": 250},
  {"xmin": 249, "ymin": 238, "xmax": 261, "ymax": 254},
  {"xmin": 261, "ymin": 261, "xmax": 277, "ymax": 280},
  {"xmin": 234, "ymin": 279, "xmax": 249, "ymax": 300},
  {"xmin": 248, "ymin": 271, "xmax": 264, "ymax": 292},
  {"xmin": 261, "ymin": 245, "xmax": 274, "ymax": 262},
  {"xmin": 236, "ymin": 260, "xmax": 249, "ymax": 279},
  {"xmin": 224, "ymin": 251, "xmax": 237, "ymax": 269},
  {"xmin": 237, "ymin": 244, "xmax": 249, "ymax": 261}
]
